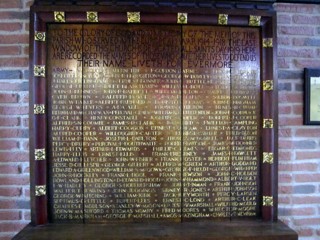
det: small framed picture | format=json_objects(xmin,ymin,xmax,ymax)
[{"xmin": 304, "ymin": 68, "xmax": 320, "ymax": 125}]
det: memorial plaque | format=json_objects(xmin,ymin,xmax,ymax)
[
  {"xmin": 81, "ymin": 25, "xmax": 182, "ymax": 222},
  {"xmin": 47, "ymin": 24, "xmax": 261, "ymax": 222},
  {"xmin": 182, "ymin": 26, "xmax": 232, "ymax": 219},
  {"xmin": 230, "ymin": 27, "xmax": 260, "ymax": 218},
  {"xmin": 47, "ymin": 25, "xmax": 84, "ymax": 222}
]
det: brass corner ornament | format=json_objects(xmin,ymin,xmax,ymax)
[
  {"xmin": 35, "ymin": 31, "xmax": 46, "ymax": 42},
  {"xmin": 34, "ymin": 104, "xmax": 45, "ymax": 114},
  {"xmin": 218, "ymin": 14, "xmax": 228, "ymax": 25},
  {"xmin": 127, "ymin": 12, "xmax": 140, "ymax": 23},
  {"xmin": 35, "ymin": 185, "xmax": 46, "ymax": 196},
  {"xmin": 263, "ymin": 80, "xmax": 273, "ymax": 91},
  {"xmin": 54, "ymin": 11, "xmax": 65, "ymax": 22},
  {"xmin": 249, "ymin": 15, "xmax": 261, "ymax": 26},
  {"xmin": 263, "ymin": 152, "xmax": 274, "ymax": 164},
  {"xmin": 263, "ymin": 119, "xmax": 273, "ymax": 128},
  {"xmin": 177, "ymin": 13, "xmax": 188, "ymax": 24},
  {"xmin": 263, "ymin": 196, "xmax": 273, "ymax": 206},
  {"xmin": 34, "ymin": 65, "xmax": 45, "ymax": 77},
  {"xmin": 87, "ymin": 12, "xmax": 98, "ymax": 22},
  {"xmin": 35, "ymin": 149, "xmax": 46, "ymax": 161},
  {"xmin": 263, "ymin": 38, "xmax": 273, "ymax": 48}
]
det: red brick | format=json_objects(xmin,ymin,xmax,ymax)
[
  {"xmin": 0, "ymin": 58, "xmax": 28, "ymax": 68},
  {"xmin": 292, "ymin": 38, "xmax": 306, "ymax": 46},
  {"xmin": 0, "ymin": 0, "xmax": 22, "ymax": 8},
  {"xmin": 279, "ymin": 128, "xmax": 292, "ymax": 138},
  {"xmin": 294, "ymin": 218, "xmax": 320, "ymax": 226},
  {"xmin": 0, "ymin": 11, "xmax": 29, "ymax": 20},
  {"xmin": 297, "ymin": 228, "xmax": 314, "ymax": 237},
  {"xmin": 0, "ymin": 94, "xmax": 19, "ymax": 103},
  {"xmin": 0, "ymin": 106, "xmax": 28, "ymax": 115},
  {"xmin": 279, "ymin": 92, "xmax": 303, "ymax": 103},
  {"xmin": 291, "ymin": 207, "xmax": 316, "ymax": 216},
  {"xmin": 279, "ymin": 140, "xmax": 293, "ymax": 149},
  {"xmin": 0, "ymin": 140, "xmax": 19, "ymax": 150},
  {"xmin": 279, "ymin": 151, "xmax": 292, "ymax": 161},
  {"xmin": 295, "ymin": 173, "xmax": 320, "ymax": 182},
  {"xmin": 292, "ymin": 196, "xmax": 320, "ymax": 204},
  {"xmin": 296, "ymin": 128, "xmax": 320, "ymax": 137},
  {"xmin": 277, "ymin": 37, "xmax": 290, "ymax": 46},
  {"xmin": 278, "ymin": 196, "xmax": 290, "ymax": 204},
  {"xmin": 296, "ymin": 151, "xmax": 320, "ymax": 160},
  {"xmin": 277, "ymin": 58, "xmax": 290, "ymax": 69},
  {"xmin": 0, "ymin": 117, "xmax": 19, "ymax": 126},
  {"xmin": 278, "ymin": 185, "xmax": 293, "ymax": 194},
  {"xmin": 0, "ymin": 152, "xmax": 29, "ymax": 162},
  {"xmin": 0, "ymin": 82, "xmax": 28, "ymax": 91},
  {"xmin": 0, "ymin": 46, "xmax": 21, "ymax": 55},
  {"xmin": 277, "ymin": 14, "xmax": 291, "ymax": 24},
  {"xmin": 0, "ymin": 176, "xmax": 29, "ymax": 185},
  {"xmin": 278, "ymin": 48, "xmax": 315, "ymax": 57},
  {"xmin": 279, "ymin": 105, "xmax": 291, "ymax": 115},
  {"xmin": 274, "ymin": 3, "xmax": 315, "ymax": 14},
  {"xmin": 293, "ymin": 105, "xmax": 302, "ymax": 115},
  {"xmin": 279, "ymin": 116, "xmax": 303, "ymax": 126},
  {"xmin": 293, "ymin": 15, "xmax": 320, "ymax": 24},
  {"xmin": 0, "ymin": 34, "xmax": 28, "ymax": 44},
  {"xmin": 0, "ymin": 23, "xmax": 23, "ymax": 32},
  {"xmin": 279, "ymin": 26, "xmax": 314, "ymax": 36},
  {"xmin": 294, "ymin": 59, "xmax": 320, "ymax": 68},
  {"xmin": 0, "ymin": 165, "xmax": 19, "ymax": 174},
  {"xmin": 0, "ymin": 187, "xmax": 21, "ymax": 197},
  {"xmin": 279, "ymin": 174, "xmax": 292, "ymax": 183},
  {"xmin": 279, "ymin": 163, "xmax": 318, "ymax": 172},
  {"xmin": 0, "ymin": 211, "xmax": 20, "ymax": 221},
  {"xmin": 0, "ymin": 222, "xmax": 28, "ymax": 233}
]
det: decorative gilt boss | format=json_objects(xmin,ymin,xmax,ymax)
[
  {"xmin": 177, "ymin": 13, "xmax": 188, "ymax": 24},
  {"xmin": 127, "ymin": 12, "xmax": 140, "ymax": 23},
  {"xmin": 87, "ymin": 12, "xmax": 98, "ymax": 22},
  {"xmin": 263, "ymin": 80, "xmax": 273, "ymax": 91},
  {"xmin": 263, "ymin": 196, "xmax": 273, "ymax": 206},
  {"xmin": 263, "ymin": 38, "xmax": 273, "ymax": 48},
  {"xmin": 249, "ymin": 15, "xmax": 261, "ymax": 26},
  {"xmin": 54, "ymin": 11, "xmax": 65, "ymax": 22},
  {"xmin": 35, "ymin": 185, "xmax": 46, "ymax": 197},
  {"xmin": 34, "ymin": 65, "xmax": 45, "ymax": 77},
  {"xmin": 34, "ymin": 31, "xmax": 46, "ymax": 42},
  {"xmin": 218, "ymin": 14, "xmax": 228, "ymax": 25}
]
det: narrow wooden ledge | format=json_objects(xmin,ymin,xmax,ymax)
[{"xmin": 13, "ymin": 221, "xmax": 297, "ymax": 240}]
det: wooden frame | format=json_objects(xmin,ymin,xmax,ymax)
[
  {"xmin": 304, "ymin": 68, "xmax": 320, "ymax": 125},
  {"xmin": 30, "ymin": 2, "xmax": 277, "ymax": 225}
]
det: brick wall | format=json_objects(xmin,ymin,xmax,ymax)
[
  {"xmin": 0, "ymin": 0, "xmax": 31, "ymax": 239},
  {"xmin": 275, "ymin": 3, "xmax": 320, "ymax": 239},
  {"xmin": 0, "ymin": 1, "xmax": 319, "ymax": 239}
]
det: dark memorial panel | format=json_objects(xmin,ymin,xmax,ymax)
[
  {"xmin": 182, "ymin": 26, "xmax": 231, "ymax": 219},
  {"xmin": 82, "ymin": 25, "xmax": 182, "ymax": 222},
  {"xmin": 47, "ymin": 25, "xmax": 84, "ymax": 222},
  {"xmin": 47, "ymin": 24, "xmax": 260, "ymax": 222},
  {"xmin": 230, "ymin": 27, "xmax": 260, "ymax": 218}
]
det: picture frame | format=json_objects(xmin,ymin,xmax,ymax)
[{"xmin": 304, "ymin": 68, "xmax": 320, "ymax": 125}]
